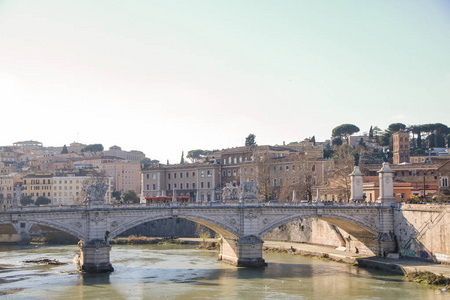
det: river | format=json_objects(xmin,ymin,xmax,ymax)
[{"xmin": 0, "ymin": 244, "xmax": 446, "ymax": 299}]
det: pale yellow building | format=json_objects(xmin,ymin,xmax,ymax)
[
  {"xmin": 22, "ymin": 173, "xmax": 53, "ymax": 201},
  {"xmin": 52, "ymin": 175, "xmax": 113, "ymax": 205}
]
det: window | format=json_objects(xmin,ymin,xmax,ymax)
[
  {"xmin": 201, "ymin": 182, "xmax": 204, "ymax": 188},
  {"xmin": 201, "ymin": 171, "xmax": 204, "ymax": 177},
  {"xmin": 193, "ymin": 183, "xmax": 196, "ymax": 188},
  {"xmin": 146, "ymin": 174, "xmax": 149, "ymax": 179},
  {"xmin": 273, "ymin": 179, "xmax": 277, "ymax": 186},
  {"xmin": 223, "ymin": 171, "xmax": 226, "ymax": 177},
  {"xmin": 239, "ymin": 156, "xmax": 242, "ymax": 163},
  {"xmin": 152, "ymin": 174, "xmax": 156, "ymax": 180},
  {"xmin": 234, "ymin": 157, "xmax": 237, "ymax": 164},
  {"xmin": 174, "ymin": 173, "xmax": 177, "ymax": 179},
  {"xmin": 152, "ymin": 184, "xmax": 156, "ymax": 190},
  {"xmin": 286, "ymin": 166, "xmax": 289, "ymax": 172},
  {"xmin": 227, "ymin": 170, "xmax": 231, "ymax": 176},
  {"xmin": 180, "ymin": 173, "xmax": 183, "ymax": 178},
  {"xmin": 174, "ymin": 183, "xmax": 177, "ymax": 189},
  {"xmin": 442, "ymin": 177, "xmax": 449, "ymax": 188},
  {"xmin": 168, "ymin": 173, "xmax": 171, "ymax": 179},
  {"xmin": 146, "ymin": 184, "xmax": 150, "ymax": 190},
  {"xmin": 180, "ymin": 183, "xmax": 183, "ymax": 189},
  {"xmin": 233, "ymin": 169, "xmax": 236, "ymax": 175},
  {"xmin": 312, "ymin": 165, "xmax": 316, "ymax": 172},
  {"xmin": 168, "ymin": 184, "xmax": 171, "ymax": 190},
  {"xmin": 228, "ymin": 157, "xmax": 231, "ymax": 164},
  {"xmin": 186, "ymin": 183, "xmax": 189, "ymax": 189},
  {"xmin": 192, "ymin": 172, "xmax": 195, "ymax": 177},
  {"xmin": 186, "ymin": 172, "xmax": 189, "ymax": 178},
  {"xmin": 207, "ymin": 182, "xmax": 211, "ymax": 188},
  {"xmin": 207, "ymin": 170, "xmax": 211, "ymax": 176}
]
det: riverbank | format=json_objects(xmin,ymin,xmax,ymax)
[{"xmin": 261, "ymin": 240, "xmax": 450, "ymax": 285}]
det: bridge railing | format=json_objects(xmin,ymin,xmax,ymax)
[{"xmin": 0, "ymin": 200, "xmax": 392, "ymax": 213}]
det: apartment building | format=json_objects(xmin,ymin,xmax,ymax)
[
  {"xmin": 52, "ymin": 175, "xmax": 113, "ymax": 205},
  {"xmin": 141, "ymin": 162, "xmax": 221, "ymax": 202},
  {"xmin": 0, "ymin": 175, "xmax": 15, "ymax": 205},
  {"xmin": 22, "ymin": 173, "xmax": 53, "ymax": 201}
]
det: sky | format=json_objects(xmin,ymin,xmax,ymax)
[{"xmin": 1, "ymin": 0, "xmax": 449, "ymax": 163}]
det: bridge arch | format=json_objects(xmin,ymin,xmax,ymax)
[
  {"xmin": 0, "ymin": 220, "xmax": 85, "ymax": 241},
  {"xmin": 258, "ymin": 213, "xmax": 378, "ymax": 239},
  {"xmin": 109, "ymin": 215, "xmax": 239, "ymax": 240}
]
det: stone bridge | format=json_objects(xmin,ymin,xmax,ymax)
[
  {"xmin": 0, "ymin": 163, "xmax": 398, "ymax": 273},
  {"xmin": 0, "ymin": 201, "xmax": 395, "ymax": 273}
]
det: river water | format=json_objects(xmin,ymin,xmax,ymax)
[{"xmin": 0, "ymin": 244, "xmax": 446, "ymax": 299}]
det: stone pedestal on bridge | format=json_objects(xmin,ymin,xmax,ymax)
[
  {"xmin": 350, "ymin": 166, "xmax": 364, "ymax": 202},
  {"xmin": 78, "ymin": 239, "xmax": 114, "ymax": 273},
  {"xmin": 377, "ymin": 162, "xmax": 396, "ymax": 205}
]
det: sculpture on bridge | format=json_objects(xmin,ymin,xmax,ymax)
[
  {"xmin": 238, "ymin": 181, "xmax": 259, "ymax": 200},
  {"xmin": 85, "ymin": 182, "xmax": 109, "ymax": 202},
  {"xmin": 222, "ymin": 182, "xmax": 239, "ymax": 201},
  {"xmin": 352, "ymin": 153, "xmax": 360, "ymax": 166}
]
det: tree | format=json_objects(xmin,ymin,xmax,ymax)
[
  {"xmin": 329, "ymin": 144, "xmax": 359, "ymax": 202},
  {"xmin": 195, "ymin": 223, "xmax": 211, "ymax": 247},
  {"xmin": 180, "ymin": 151, "xmax": 185, "ymax": 164},
  {"xmin": 369, "ymin": 126, "xmax": 373, "ymax": 138},
  {"xmin": 245, "ymin": 134, "xmax": 256, "ymax": 146},
  {"xmin": 81, "ymin": 144, "xmax": 104, "ymax": 153},
  {"xmin": 332, "ymin": 137, "xmax": 343, "ymax": 147},
  {"xmin": 186, "ymin": 149, "xmax": 210, "ymax": 163},
  {"xmin": 249, "ymin": 153, "xmax": 274, "ymax": 202},
  {"xmin": 388, "ymin": 123, "xmax": 406, "ymax": 132},
  {"xmin": 378, "ymin": 133, "xmax": 390, "ymax": 147},
  {"xmin": 122, "ymin": 190, "xmax": 139, "ymax": 204},
  {"xmin": 112, "ymin": 191, "xmax": 121, "ymax": 200},
  {"xmin": 280, "ymin": 152, "xmax": 317, "ymax": 202},
  {"xmin": 310, "ymin": 136, "xmax": 316, "ymax": 145},
  {"xmin": 331, "ymin": 124, "xmax": 360, "ymax": 144},
  {"xmin": 20, "ymin": 195, "xmax": 34, "ymax": 206},
  {"xmin": 61, "ymin": 144, "xmax": 69, "ymax": 154},
  {"xmin": 140, "ymin": 158, "xmax": 159, "ymax": 169},
  {"xmin": 35, "ymin": 196, "xmax": 51, "ymax": 206}
]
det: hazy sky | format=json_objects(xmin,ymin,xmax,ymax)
[{"xmin": 1, "ymin": 1, "xmax": 449, "ymax": 162}]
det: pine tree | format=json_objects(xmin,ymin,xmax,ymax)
[
  {"xmin": 61, "ymin": 144, "xmax": 69, "ymax": 154},
  {"xmin": 180, "ymin": 151, "xmax": 185, "ymax": 164}
]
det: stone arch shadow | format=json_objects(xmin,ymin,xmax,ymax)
[
  {"xmin": 109, "ymin": 215, "xmax": 239, "ymax": 241},
  {"xmin": 258, "ymin": 213, "xmax": 379, "ymax": 253},
  {"xmin": 0, "ymin": 220, "xmax": 85, "ymax": 241}
]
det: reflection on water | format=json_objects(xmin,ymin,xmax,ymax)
[{"xmin": 0, "ymin": 244, "xmax": 446, "ymax": 299}]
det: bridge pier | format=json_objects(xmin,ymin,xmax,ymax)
[
  {"xmin": 12, "ymin": 222, "xmax": 33, "ymax": 244},
  {"xmin": 219, "ymin": 235, "xmax": 266, "ymax": 267},
  {"xmin": 77, "ymin": 239, "xmax": 114, "ymax": 273}
]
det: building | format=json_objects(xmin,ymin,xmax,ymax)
[
  {"xmin": 141, "ymin": 162, "xmax": 221, "ymax": 202},
  {"xmin": 436, "ymin": 160, "xmax": 450, "ymax": 201},
  {"xmin": 392, "ymin": 131, "xmax": 410, "ymax": 165},
  {"xmin": 52, "ymin": 175, "xmax": 113, "ymax": 205},
  {"xmin": 362, "ymin": 176, "xmax": 413, "ymax": 202},
  {"xmin": 22, "ymin": 173, "xmax": 53, "ymax": 201},
  {"xmin": 103, "ymin": 146, "xmax": 145, "ymax": 162},
  {"xmin": 13, "ymin": 140, "xmax": 43, "ymax": 152},
  {"xmin": 0, "ymin": 175, "xmax": 15, "ymax": 206}
]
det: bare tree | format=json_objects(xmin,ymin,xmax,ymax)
[
  {"xmin": 328, "ymin": 144, "xmax": 366, "ymax": 202},
  {"xmin": 248, "ymin": 153, "xmax": 274, "ymax": 202}
]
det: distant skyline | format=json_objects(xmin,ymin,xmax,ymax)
[{"xmin": 1, "ymin": 1, "xmax": 449, "ymax": 162}]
